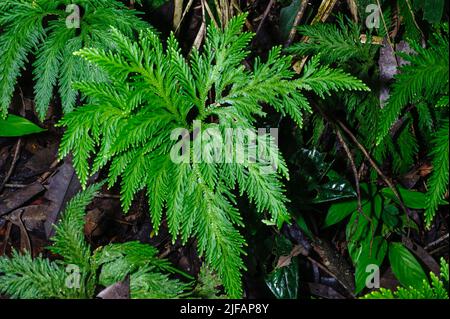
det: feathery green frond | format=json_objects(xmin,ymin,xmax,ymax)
[
  {"xmin": 49, "ymin": 182, "xmax": 103, "ymax": 269},
  {"xmin": 425, "ymin": 120, "xmax": 449, "ymax": 228},
  {"xmin": 297, "ymin": 55, "xmax": 370, "ymax": 98},
  {"xmin": 130, "ymin": 269, "xmax": 189, "ymax": 299},
  {"xmin": 0, "ymin": 0, "xmax": 151, "ymax": 119},
  {"xmin": 287, "ymin": 15, "xmax": 377, "ymax": 64},
  {"xmin": 0, "ymin": 251, "xmax": 72, "ymax": 299},
  {"xmin": 376, "ymin": 29, "xmax": 449, "ymax": 145},
  {"xmin": 58, "ymin": 13, "xmax": 369, "ymax": 297},
  {"xmin": 0, "ymin": 184, "xmax": 189, "ymax": 299}
]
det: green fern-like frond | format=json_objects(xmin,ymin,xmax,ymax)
[
  {"xmin": 58, "ymin": 14, "xmax": 368, "ymax": 297},
  {"xmin": 131, "ymin": 268, "xmax": 189, "ymax": 299},
  {"xmin": 49, "ymin": 182, "xmax": 102, "ymax": 269},
  {"xmin": 376, "ymin": 28, "xmax": 449, "ymax": 145},
  {"xmin": 0, "ymin": 184, "xmax": 188, "ymax": 299},
  {"xmin": 0, "ymin": 183, "xmax": 102, "ymax": 299},
  {"xmin": 391, "ymin": 121, "xmax": 418, "ymax": 175},
  {"xmin": 0, "ymin": 0, "xmax": 151, "ymax": 119},
  {"xmin": 94, "ymin": 241, "xmax": 178, "ymax": 279},
  {"xmin": 0, "ymin": 251, "xmax": 73, "ymax": 299},
  {"xmin": 0, "ymin": 0, "xmax": 48, "ymax": 118},
  {"xmin": 286, "ymin": 15, "xmax": 377, "ymax": 64},
  {"xmin": 95, "ymin": 241, "xmax": 190, "ymax": 299},
  {"xmin": 190, "ymin": 266, "xmax": 226, "ymax": 299},
  {"xmin": 297, "ymin": 55, "xmax": 370, "ymax": 98},
  {"xmin": 425, "ymin": 120, "xmax": 449, "ymax": 227}
]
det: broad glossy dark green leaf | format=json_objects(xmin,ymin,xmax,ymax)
[
  {"xmin": 313, "ymin": 170, "xmax": 356, "ymax": 203},
  {"xmin": 0, "ymin": 114, "xmax": 45, "ymax": 137},
  {"xmin": 291, "ymin": 148, "xmax": 332, "ymax": 187},
  {"xmin": 265, "ymin": 260, "xmax": 299, "ymax": 299},
  {"xmin": 382, "ymin": 187, "xmax": 427, "ymax": 209},
  {"xmin": 324, "ymin": 200, "xmax": 358, "ymax": 228},
  {"xmin": 388, "ymin": 242, "xmax": 428, "ymax": 288},
  {"xmin": 374, "ymin": 194, "xmax": 383, "ymax": 219},
  {"xmin": 382, "ymin": 204, "xmax": 400, "ymax": 229},
  {"xmin": 265, "ymin": 236, "xmax": 299, "ymax": 299}
]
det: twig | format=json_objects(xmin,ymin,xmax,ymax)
[
  {"xmin": 37, "ymin": 158, "xmax": 61, "ymax": 183},
  {"xmin": 190, "ymin": 0, "xmax": 206, "ymax": 52},
  {"xmin": 336, "ymin": 128, "xmax": 376, "ymax": 257},
  {"xmin": 335, "ymin": 119, "xmax": 411, "ymax": 223},
  {"xmin": 376, "ymin": 0, "xmax": 395, "ymax": 52},
  {"xmin": 335, "ymin": 129, "xmax": 364, "ymax": 217},
  {"xmin": 203, "ymin": 0, "xmax": 219, "ymax": 29},
  {"xmin": 346, "ymin": 0, "xmax": 359, "ymax": 23},
  {"xmin": 292, "ymin": 0, "xmax": 338, "ymax": 74},
  {"xmin": 318, "ymin": 107, "xmax": 373, "ymax": 251},
  {"xmin": 312, "ymin": 104, "xmax": 367, "ymax": 220},
  {"xmin": 174, "ymin": 0, "xmax": 195, "ymax": 34},
  {"xmin": 255, "ymin": 0, "xmax": 275, "ymax": 36},
  {"xmin": 312, "ymin": 103, "xmax": 411, "ymax": 236},
  {"xmin": 424, "ymin": 234, "xmax": 449, "ymax": 250},
  {"xmin": 0, "ymin": 138, "xmax": 22, "ymax": 193},
  {"xmin": 3, "ymin": 183, "xmax": 27, "ymax": 188},
  {"xmin": 311, "ymin": 0, "xmax": 338, "ymax": 24},
  {"xmin": 173, "ymin": 0, "xmax": 184, "ymax": 30},
  {"xmin": 285, "ymin": 0, "xmax": 309, "ymax": 47},
  {"xmin": 95, "ymin": 193, "xmax": 121, "ymax": 199},
  {"xmin": 405, "ymin": 0, "xmax": 425, "ymax": 41}
]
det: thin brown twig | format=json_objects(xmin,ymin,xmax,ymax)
[
  {"xmin": 336, "ymin": 131, "xmax": 377, "ymax": 259},
  {"xmin": 95, "ymin": 193, "xmax": 121, "ymax": 199},
  {"xmin": 335, "ymin": 119, "xmax": 411, "ymax": 230},
  {"xmin": 405, "ymin": 0, "xmax": 425, "ymax": 41},
  {"xmin": 335, "ymin": 129, "xmax": 374, "ymax": 254},
  {"xmin": 376, "ymin": 0, "xmax": 395, "ymax": 51},
  {"xmin": 37, "ymin": 158, "xmax": 61, "ymax": 184},
  {"xmin": 424, "ymin": 234, "xmax": 449, "ymax": 250},
  {"xmin": 190, "ymin": 0, "xmax": 206, "ymax": 52},
  {"xmin": 285, "ymin": 0, "xmax": 309, "ymax": 47},
  {"xmin": 346, "ymin": 0, "xmax": 358, "ymax": 23},
  {"xmin": 0, "ymin": 138, "xmax": 22, "ymax": 193},
  {"xmin": 314, "ymin": 104, "xmax": 372, "ymax": 249},
  {"xmin": 335, "ymin": 129, "xmax": 364, "ymax": 217},
  {"xmin": 174, "ymin": 0, "xmax": 195, "ymax": 34},
  {"xmin": 255, "ymin": 0, "xmax": 275, "ymax": 36},
  {"xmin": 0, "ymin": 86, "xmax": 27, "ymax": 193},
  {"xmin": 313, "ymin": 102, "xmax": 411, "ymax": 237},
  {"xmin": 3, "ymin": 183, "xmax": 27, "ymax": 188}
]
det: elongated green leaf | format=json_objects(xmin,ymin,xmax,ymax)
[
  {"xmin": 354, "ymin": 236, "xmax": 388, "ymax": 294},
  {"xmin": 324, "ymin": 200, "xmax": 358, "ymax": 228},
  {"xmin": 0, "ymin": 114, "xmax": 45, "ymax": 137},
  {"xmin": 382, "ymin": 205, "xmax": 401, "ymax": 229},
  {"xmin": 346, "ymin": 202, "xmax": 374, "ymax": 244},
  {"xmin": 389, "ymin": 242, "xmax": 428, "ymax": 288},
  {"xmin": 382, "ymin": 187, "xmax": 428, "ymax": 209}
]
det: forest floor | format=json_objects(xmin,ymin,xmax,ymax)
[{"xmin": 0, "ymin": 0, "xmax": 448, "ymax": 299}]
